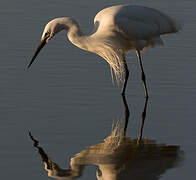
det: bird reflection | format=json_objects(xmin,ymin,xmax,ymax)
[{"xmin": 29, "ymin": 96, "xmax": 182, "ymax": 180}]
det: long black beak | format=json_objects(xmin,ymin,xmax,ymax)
[{"xmin": 28, "ymin": 38, "xmax": 47, "ymax": 68}]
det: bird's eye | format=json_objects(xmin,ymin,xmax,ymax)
[{"xmin": 45, "ymin": 32, "xmax": 50, "ymax": 38}]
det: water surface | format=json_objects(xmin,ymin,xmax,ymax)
[{"xmin": 0, "ymin": 0, "xmax": 196, "ymax": 179}]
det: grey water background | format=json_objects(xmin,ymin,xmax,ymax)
[{"xmin": 0, "ymin": 0, "xmax": 195, "ymax": 179}]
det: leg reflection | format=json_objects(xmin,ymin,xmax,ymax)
[
  {"xmin": 121, "ymin": 94, "xmax": 130, "ymax": 136},
  {"xmin": 137, "ymin": 97, "xmax": 149, "ymax": 144},
  {"xmin": 121, "ymin": 95, "xmax": 149, "ymax": 142}
]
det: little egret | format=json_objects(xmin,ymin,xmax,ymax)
[{"xmin": 28, "ymin": 4, "xmax": 180, "ymax": 97}]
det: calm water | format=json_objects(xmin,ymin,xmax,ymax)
[{"xmin": 0, "ymin": 0, "xmax": 196, "ymax": 179}]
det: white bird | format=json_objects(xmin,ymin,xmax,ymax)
[{"xmin": 28, "ymin": 4, "xmax": 180, "ymax": 97}]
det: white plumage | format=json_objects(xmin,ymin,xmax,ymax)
[{"xmin": 29, "ymin": 4, "xmax": 180, "ymax": 97}]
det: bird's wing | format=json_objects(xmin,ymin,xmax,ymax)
[{"xmin": 114, "ymin": 5, "xmax": 179, "ymax": 40}]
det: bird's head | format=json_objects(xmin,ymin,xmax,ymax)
[{"xmin": 28, "ymin": 18, "xmax": 71, "ymax": 68}]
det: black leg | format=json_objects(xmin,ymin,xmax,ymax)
[
  {"xmin": 136, "ymin": 50, "xmax": 149, "ymax": 98},
  {"xmin": 121, "ymin": 60, "xmax": 129, "ymax": 95}
]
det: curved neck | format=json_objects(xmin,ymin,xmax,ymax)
[{"xmin": 61, "ymin": 17, "xmax": 91, "ymax": 51}]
